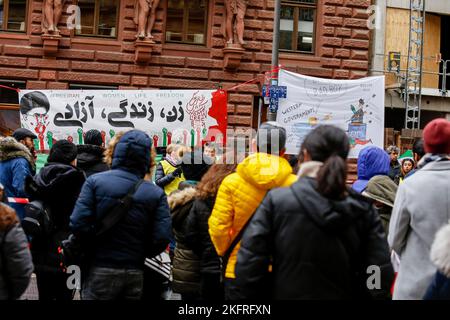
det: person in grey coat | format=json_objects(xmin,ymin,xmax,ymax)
[
  {"xmin": 388, "ymin": 119, "xmax": 450, "ymax": 300},
  {"xmin": 0, "ymin": 203, "xmax": 34, "ymax": 300}
]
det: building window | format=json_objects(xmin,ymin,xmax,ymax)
[
  {"xmin": 280, "ymin": 0, "xmax": 316, "ymax": 53},
  {"xmin": 166, "ymin": 0, "xmax": 208, "ymax": 45},
  {"xmin": 0, "ymin": 0, "xmax": 27, "ymax": 32},
  {"xmin": 76, "ymin": 0, "xmax": 118, "ymax": 37}
]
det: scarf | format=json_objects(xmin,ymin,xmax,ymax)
[{"xmin": 417, "ymin": 153, "xmax": 449, "ymax": 170}]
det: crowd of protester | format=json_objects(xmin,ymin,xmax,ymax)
[{"xmin": 0, "ymin": 117, "xmax": 449, "ymax": 300}]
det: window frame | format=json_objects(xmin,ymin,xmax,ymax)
[
  {"xmin": 75, "ymin": 0, "xmax": 120, "ymax": 39},
  {"xmin": 280, "ymin": 0, "xmax": 317, "ymax": 54},
  {"xmin": 0, "ymin": 0, "xmax": 28, "ymax": 33},
  {"xmin": 165, "ymin": 0, "xmax": 209, "ymax": 46}
]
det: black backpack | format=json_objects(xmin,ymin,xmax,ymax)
[{"xmin": 22, "ymin": 200, "xmax": 54, "ymax": 240}]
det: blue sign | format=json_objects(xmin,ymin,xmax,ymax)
[{"xmin": 263, "ymin": 85, "xmax": 287, "ymax": 113}]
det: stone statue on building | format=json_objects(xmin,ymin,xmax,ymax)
[
  {"xmin": 42, "ymin": 0, "xmax": 65, "ymax": 34},
  {"xmin": 134, "ymin": 0, "xmax": 160, "ymax": 41},
  {"xmin": 223, "ymin": 0, "xmax": 248, "ymax": 46}
]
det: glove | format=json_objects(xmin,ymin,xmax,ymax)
[{"xmin": 172, "ymin": 167, "xmax": 182, "ymax": 177}]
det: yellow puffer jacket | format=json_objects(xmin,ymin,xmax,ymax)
[{"xmin": 208, "ymin": 153, "xmax": 297, "ymax": 279}]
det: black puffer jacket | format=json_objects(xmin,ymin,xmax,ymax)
[
  {"xmin": 235, "ymin": 177, "xmax": 394, "ymax": 300},
  {"xmin": 26, "ymin": 162, "xmax": 86, "ymax": 273},
  {"xmin": 77, "ymin": 144, "xmax": 109, "ymax": 177},
  {"xmin": 185, "ymin": 196, "xmax": 221, "ymax": 274},
  {"xmin": 0, "ymin": 206, "xmax": 33, "ymax": 300},
  {"xmin": 169, "ymin": 187, "xmax": 201, "ymax": 296}
]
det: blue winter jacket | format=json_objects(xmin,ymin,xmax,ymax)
[
  {"xmin": 0, "ymin": 137, "xmax": 35, "ymax": 220},
  {"xmin": 70, "ymin": 130, "xmax": 172, "ymax": 270},
  {"xmin": 352, "ymin": 146, "xmax": 390, "ymax": 193},
  {"xmin": 424, "ymin": 271, "xmax": 450, "ymax": 300}
]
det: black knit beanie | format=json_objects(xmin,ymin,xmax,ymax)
[
  {"xmin": 181, "ymin": 150, "xmax": 212, "ymax": 182},
  {"xmin": 84, "ymin": 129, "xmax": 103, "ymax": 146},
  {"xmin": 48, "ymin": 140, "xmax": 78, "ymax": 165}
]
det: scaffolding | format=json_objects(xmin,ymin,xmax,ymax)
[{"xmin": 404, "ymin": 0, "xmax": 426, "ymax": 129}]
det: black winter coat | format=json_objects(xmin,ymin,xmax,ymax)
[
  {"xmin": 235, "ymin": 177, "xmax": 394, "ymax": 300},
  {"xmin": 0, "ymin": 209, "xmax": 33, "ymax": 300},
  {"xmin": 185, "ymin": 196, "xmax": 221, "ymax": 275},
  {"xmin": 26, "ymin": 162, "xmax": 86, "ymax": 273},
  {"xmin": 77, "ymin": 144, "xmax": 109, "ymax": 177},
  {"xmin": 169, "ymin": 187, "xmax": 201, "ymax": 296}
]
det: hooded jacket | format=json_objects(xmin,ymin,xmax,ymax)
[
  {"xmin": 25, "ymin": 162, "xmax": 86, "ymax": 272},
  {"xmin": 70, "ymin": 130, "xmax": 172, "ymax": 270},
  {"xmin": 169, "ymin": 187, "xmax": 201, "ymax": 296},
  {"xmin": 0, "ymin": 137, "xmax": 36, "ymax": 220},
  {"xmin": 76, "ymin": 144, "xmax": 109, "ymax": 177},
  {"xmin": 208, "ymin": 153, "xmax": 297, "ymax": 279},
  {"xmin": 0, "ymin": 205, "xmax": 33, "ymax": 300},
  {"xmin": 424, "ymin": 224, "xmax": 450, "ymax": 300},
  {"xmin": 352, "ymin": 146, "xmax": 390, "ymax": 193},
  {"xmin": 235, "ymin": 177, "xmax": 394, "ymax": 300}
]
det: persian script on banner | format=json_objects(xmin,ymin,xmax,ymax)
[
  {"xmin": 277, "ymin": 70, "xmax": 385, "ymax": 158},
  {"xmin": 18, "ymin": 90, "xmax": 227, "ymax": 151}
]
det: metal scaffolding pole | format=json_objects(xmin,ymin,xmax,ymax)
[{"xmin": 404, "ymin": 0, "xmax": 426, "ymax": 129}]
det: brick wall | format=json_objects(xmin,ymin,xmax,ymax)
[{"xmin": 0, "ymin": 0, "xmax": 372, "ymax": 130}]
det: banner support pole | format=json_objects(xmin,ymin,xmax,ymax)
[{"xmin": 267, "ymin": 0, "xmax": 281, "ymax": 122}]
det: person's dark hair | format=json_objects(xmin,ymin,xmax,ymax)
[
  {"xmin": 256, "ymin": 121, "xmax": 287, "ymax": 155},
  {"xmin": 412, "ymin": 138, "xmax": 425, "ymax": 158},
  {"xmin": 300, "ymin": 125, "xmax": 350, "ymax": 199},
  {"xmin": 196, "ymin": 164, "xmax": 237, "ymax": 200},
  {"xmin": 84, "ymin": 129, "xmax": 103, "ymax": 146}
]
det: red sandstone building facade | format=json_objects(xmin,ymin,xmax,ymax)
[{"xmin": 0, "ymin": 0, "xmax": 372, "ymax": 136}]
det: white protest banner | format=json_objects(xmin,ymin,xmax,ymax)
[
  {"xmin": 18, "ymin": 90, "xmax": 228, "ymax": 152},
  {"xmin": 277, "ymin": 69, "xmax": 385, "ymax": 158}
]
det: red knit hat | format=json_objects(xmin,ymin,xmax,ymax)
[{"xmin": 423, "ymin": 118, "xmax": 450, "ymax": 154}]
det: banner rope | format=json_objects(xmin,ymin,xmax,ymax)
[
  {"xmin": 225, "ymin": 66, "xmax": 283, "ymax": 91},
  {"xmin": 0, "ymin": 84, "xmax": 21, "ymax": 93}
]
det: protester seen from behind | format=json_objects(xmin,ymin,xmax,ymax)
[
  {"xmin": 234, "ymin": 125, "xmax": 394, "ymax": 300},
  {"xmin": 184, "ymin": 154, "xmax": 237, "ymax": 301},
  {"xmin": 25, "ymin": 139, "xmax": 86, "ymax": 300},
  {"xmin": 76, "ymin": 129, "xmax": 109, "ymax": 177},
  {"xmin": 169, "ymin": 149, "xmax": 211, "ymax": 300},
  {"xmin": 70, "ymin": 130, "xmax": 172, "ymax": 300},
  {"xmin": 0, "ymin": 203, "xmax": 34, "ymax": 300},
  {"xmin": 352, "ymin": 145, "xmax": 390, "ymax": 193},
  {"xmin": 389, "ymin": 118, "xmax": 450, "ymax": 300},
  {"xmin": 208, "ymin": 121, "xmax": 297, "ymax": 300},
  {"xmin": 361, "ymin": 175, "xmax": 398, "ymax": 237},
  {"xmin": 423, "ymin": 222, "xmax": 450, "ymax": 300}
]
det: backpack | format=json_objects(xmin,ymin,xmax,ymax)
[{"xmin": 22, "ymin": 200, "xmax": 54, "ymax": 240}]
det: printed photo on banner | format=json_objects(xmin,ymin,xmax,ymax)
[
  {"xmin": 276, "ymin": 69, "xmax": 385, "ymax": 158},
  {"xmin": 18, "ymin": 89, "xmax": 228, "ymax": 151}
]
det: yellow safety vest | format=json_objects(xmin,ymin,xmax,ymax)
[{"xmin": 160, "ymin": 160, "xmax": 185, "ymax": 195}]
